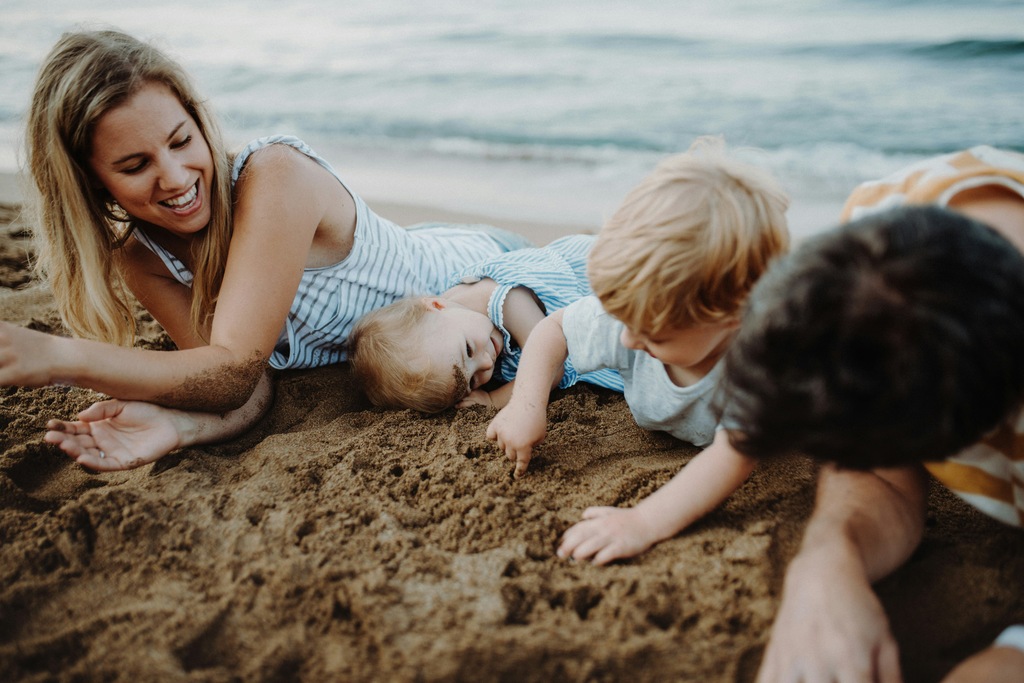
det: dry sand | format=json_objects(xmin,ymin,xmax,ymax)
[{"xmin": 1, "ymin": 177, "xmax": 1022, "ymax": 682}]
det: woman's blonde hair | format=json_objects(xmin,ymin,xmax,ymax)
[
  {"xmin": 25, "ymin": 29, "xmax": 234, "ymax": 345},
  {"xmin": 349, "ymin": 297, "xmax": 466, "ymax": 413},
  {"xmin": 588, "ymin": 136, "xmax": 790, "ymax": 335}
]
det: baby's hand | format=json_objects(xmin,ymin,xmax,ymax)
[
  {"xmin": 456, "ymin": 389, "xmax": 493, "ymax": 409},
  {"xmin": 44, "ymin": 399, "xmax": 184, "ymax": 471},
  {"xmin": 486, "ymin": 399, "xmax": 546, "ymax": 478},
  {"xmin": 557, "ymin": 506, "xmax": 658, "ymax": 565}
]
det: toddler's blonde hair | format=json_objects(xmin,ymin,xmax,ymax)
[
  {"xmin": 349, "ymin": 297, "xmax": 466, "ymax": 413},
  {"xmin": 589, "ymin": 136, "xmax": 790, "ymax": 335}
]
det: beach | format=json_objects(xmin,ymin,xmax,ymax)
[{"xmin": 1, "ymin": 167, "xmax": 1022, "ymax": 683}]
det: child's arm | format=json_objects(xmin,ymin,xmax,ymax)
[
  {"xmin": 453, "ymin": 285, "xmax": 546, "ymax": 412},
  {"xmin": 43, "ymin": 372, "xmax": 273, "ymax": 471},
  {"xmin": 458, "ymin": 379, "xmax": 517, "ymax": 410},
  {"xmin": 557, "ymin": 429, "xmax": 756, "ymax": 565},
  {"xmin": 486, "ymin": 308, "xmax": 568, "ymax": 477}
]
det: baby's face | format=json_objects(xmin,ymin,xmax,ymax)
[
  {"xmin": 418, "ymin": 302, "xmax": 504, "ymax": 398},
  {"xmin": 619, "ymin": 319, "xmax": 738, "ymax": 384}
]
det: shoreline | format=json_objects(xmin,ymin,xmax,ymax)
[
  {"xmin": 0, "ymin": 163, "xmax": 844, "ymax": 246},
  {"xmin": 0, "ymin": 167, "xmax": 588, "ymax": 247},
  {"xmin": 0, "ymin": 167, "xmax": 593, "ymax": 246}
]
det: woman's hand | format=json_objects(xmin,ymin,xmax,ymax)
[
  {"xmin": 0, "ymin": 322, "xmax": 63, "ymax": 387},
  {"xmin": 44, "ymin": 399, "xmax": 186, "ymax": 471}
]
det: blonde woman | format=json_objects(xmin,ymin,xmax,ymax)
[{"xmin": 3, "ymin": 29, "xmax": 529, "ymax": 468}]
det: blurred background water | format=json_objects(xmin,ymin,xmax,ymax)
[{"xmin": 1, "ymin": 0, "xmax": 1021, "ymax": 235}]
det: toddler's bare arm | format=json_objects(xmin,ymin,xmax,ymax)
[
  {"xmin": 558, "ymin": 429, "xmax": 756, "ymax": 564},
  {"xmin": 487, "ymin": 310, "xmax": 567, "ymax": 477}
]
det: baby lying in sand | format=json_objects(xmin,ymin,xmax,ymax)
[{"xmin": 348, "ymin": 234, "xmax": 623, "ymax": 414}]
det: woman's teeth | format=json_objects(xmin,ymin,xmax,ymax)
[{"xmin": 161, "ymin": 183, "xmax": 198, "ymax": 208}]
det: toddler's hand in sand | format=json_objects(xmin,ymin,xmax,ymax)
[
  {"xmin": 557, "ymin": 506, "xmax": 658, "ymax": 565},
  {"xmin": 44, "ymin": 399, "xmax": 184, "ymax": 471},
  {"xmin": 457, "ymin": 389, "xmax": 493, "ymax": 409},
  {"xmin": 486, "ymin": 400, "xmax": 546, "ymax": 478}
]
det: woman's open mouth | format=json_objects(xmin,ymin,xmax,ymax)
[{"xmin": 160, "ymin": 181, "xmax": 200, "ymax": 213}]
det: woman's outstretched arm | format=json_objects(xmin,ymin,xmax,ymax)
[
  {"xmin": 44, "ymin": 371, "xmax": 274, "ymax": 471},
  {"xmin": 0, "ymin": 145, "xmax": 354, "ymax": 411}
]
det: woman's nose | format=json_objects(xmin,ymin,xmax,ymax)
[{"xmin": 156, "ymin": 154, "xmax": 191, "ymax": 192}]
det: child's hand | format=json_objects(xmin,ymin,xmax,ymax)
[
  {"xmin": 456, "ymin": 389, "xmax": 493, "ymax": 409},
  {"xmin": 557, "ymin": 506, "xmax": 659, "ymax": 565},
  {"xmin": 486, "ymin": 400, "xmax": 547, "ymax": 478},
  {"xmin": 44, "ymin": 399, "xmax": 184, "ymax": 471}
]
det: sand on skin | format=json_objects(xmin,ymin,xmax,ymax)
[{"xmin": 0, "ymin": 184, "xmax": 1022, "ymax": 682}]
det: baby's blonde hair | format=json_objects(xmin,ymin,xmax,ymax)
[
  {"xmin": 25, "ymin": 29, "xmax": 234, "ymax": 345},
  {"xmin": 589, "ymin": 136, "xmax": 790, "ymax": 335},
  {"xmin": 349, "ymin": 297, "xmax": 465, "ymax": 413}
]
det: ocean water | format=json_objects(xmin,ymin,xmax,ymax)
[{"xmin": 1, "ymin": 0, "xmax": 1021, "ymax": 234}]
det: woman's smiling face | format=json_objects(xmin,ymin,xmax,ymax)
[{"xmin": 88, "ymin": 81, "xmax": 214, "ymax": 237}]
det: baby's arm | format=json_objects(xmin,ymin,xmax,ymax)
[
  {"xmin": 458, "ymin": 380, "xmax": 517, "ymax": 410},
  {"xmin": 557, "ymin": 429, "xmax": 756, "ymax": 565},
  {"xmin": 486, "ymin": 308, "xmax": 567, "ymax": 477},
  {"xmin": 44, "ymin": 372, "xmax": 274, "ymax": 471}
]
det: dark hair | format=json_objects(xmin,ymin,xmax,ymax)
[{"xmin": 721, "ymin": 205, "xmax": 1024, "ymax": 469}]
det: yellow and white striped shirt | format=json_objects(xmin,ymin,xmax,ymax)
[{"xmin": 841, "ymin": 146, "xmax": 1024, "ymax": 527}]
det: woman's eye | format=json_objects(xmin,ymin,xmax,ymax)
[
  {"xmin": 171, "ymin": 135, "xmax": 192, "ymax": 149},
  {"xmin": 122, "ymin": 161, "xmax": 147, "ymax": 175}
]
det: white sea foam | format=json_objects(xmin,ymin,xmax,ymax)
[{"xmin": 0, "ymin": 0, "xmax": 1019, "ymax": 236}]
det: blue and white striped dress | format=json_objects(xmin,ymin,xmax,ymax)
[
  {"xmin": 446, "ymin": 234, "xmax": 624, "ymax": 392},
  {"xmin": 133, "ymin": 135, "xmax": 532, "ymax": 369}
]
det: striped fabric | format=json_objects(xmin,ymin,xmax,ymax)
[
  {"xmin": 841, "ymin": 146, "xmax": 1024, "ymax": 527},
  {"xmin": 924, "ymin": 408, "xmax": 1024, "ymax": 526},
  {"xmin": 842, "ymin": 146, "xmax": 1024, "ymax": 223},
  {"xmin": 446, "ymin": 234, "xmax": 624, "ymax": 392},
  {"xmin": 134, "ymin": 135, "xmax": 530, "ymax": 370},
  {"xmin": 133, "ymin": 229, "xmax": 194, "ymax": 285}
]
